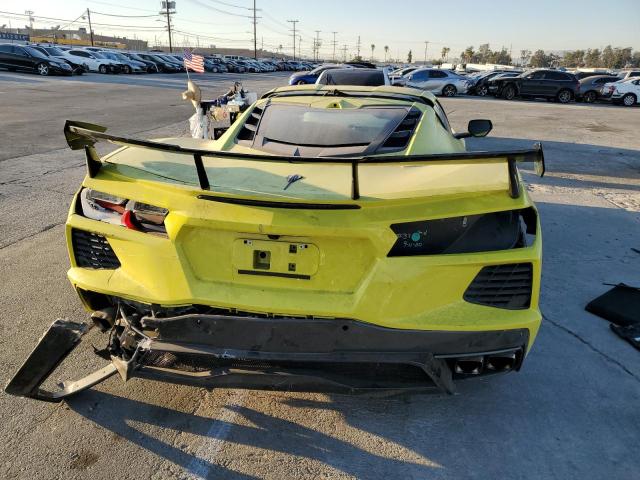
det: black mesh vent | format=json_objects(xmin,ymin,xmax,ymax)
[
  {"xmin": 377, "ymin": 108, "xmax": 422, "ymax": 153},
  {"xmin": 71, "ymin": 229, "xmax": 120, "ymax": 269},
  {"xmin": 464, "ymin": 263, "xmax": 533, "ymax": 310},
  {"xmin": 236, "ymin": 105, "xmax": 264, "ymax": 141}
]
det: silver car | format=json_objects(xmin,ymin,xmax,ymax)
[{"xmin": 404, "ymin": 68, "xmax": 470, "ymax": 96}]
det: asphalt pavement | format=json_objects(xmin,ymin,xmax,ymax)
[{"xmin": 0, "ymin": 70, "xmax": 638, "ymax": 480}]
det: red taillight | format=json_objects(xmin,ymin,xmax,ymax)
[
  {"xmin": 121, "ymin": 210, "xmax": 139, "ymax": 230},
  {"xmin": 80, "ymin": 188, "xmax": 168, "ymax": 235}
]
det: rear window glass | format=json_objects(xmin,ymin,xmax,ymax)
[
  {"xmin": 23, "ymin": 46, "xmax": 48, "ymax": 59},
  {"xmin": 254, "ymin": 104, "xmax": 407, "ymax": 147},
  {"xmin": 320, "ymin": 70, "xmax": 384, "ymax": 86},
  {"xmin": 44, "ymin": 47, "xmax": 65, "ymax": 56}
]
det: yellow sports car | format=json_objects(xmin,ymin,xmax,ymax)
[{"xmin": 6, "ymin": 85, "xmax": 545, "ymax": 400}]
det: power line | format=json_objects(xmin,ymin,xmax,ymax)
[
  {"xmin": 206, "ymin": 0, "xmax": 251, "ymax": 10},
  {"xmin": 90, "ymin": 11, "xmax": 160, "ymax": 18},
  {"xmin": 87, "ymin": 0, "xmax": 158, "ymax": 13},
  {"xmin": 186, "ymin": 0, "xmax": 251, "ymax": 18}
]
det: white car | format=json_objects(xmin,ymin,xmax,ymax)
[
  {"xmin": 602, "ymin": 78, "xmax": 640, "ymax": 106},
  {"xmin": 31, "ymin": 45, "xmax": 89, "ymax": 73},
  {"xmin": 66, "ymin": 49, "xmax": 114, "ymax": 73},
  {"xmin": 404, "ymin": 68, "xmax": 470, "ymax": 96}
]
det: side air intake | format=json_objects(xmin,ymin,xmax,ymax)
[
  {"xmin": 377, "ymin": 108, "xmax": 422, "ymax": 153},
  {"xmin": 463, "ymin": 263, "xmax": 533, "ymax": 310},
  {"xmin": 237, "ymin": 105, "xmax": 264, "ymax": 141},
  {"xmin": 71, "ymin": 229, "xmax": 121, "ymax": 269}
]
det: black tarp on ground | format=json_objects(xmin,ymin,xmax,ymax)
[{"xmin": 586, "ymin": 283, "xmax": 640, "ymax": 350}]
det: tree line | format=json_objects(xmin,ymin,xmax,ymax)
[{"xmin": 409, "ymin": 44, "xmax": 640, "ymax": 68}]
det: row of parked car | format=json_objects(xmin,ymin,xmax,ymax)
[
  {"xmin": 387, "ymin": 65, "xmax": 640, "ymax": 106},
  {"xmin": 289, "ymin": 63, "xmax": 638, "ymax": 107},
  {"xmin": 0, "ymin": 42, "xmax": 316, "ymax": 76}
]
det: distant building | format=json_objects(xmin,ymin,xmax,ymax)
[{"xmin": 3, "ymin": 27, "xmax": 147, "ymax": 50}]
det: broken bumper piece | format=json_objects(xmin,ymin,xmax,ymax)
[
  {"xmin": 4, "ymin": 319, "xmax": 117, "ymax": 402},
  {"xmin": 5, "ymin": 314, "xmax": 529, "ymax": 401}
]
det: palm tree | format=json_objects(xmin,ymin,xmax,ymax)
[
  {"xmin": 370, "ymin": 44, "xmax": 375, "ymax": 61},
  {"xmin": 384, "ymin": 45, "xmax": 389, "ymax": 62},
  {"xmin": 441, "ymin": 46, "xmax": 450, "ymax": 62}
]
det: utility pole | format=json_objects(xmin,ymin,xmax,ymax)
[
  {"xmin": 25, "ymin": 10, "xmax": 34, "ymax": 30},
  {"xmin": 287, "ymin": 19, "xmax": 298, "ymax": 60},
  {"xmin": 356, "ymin": 35, "xmax": 361, "ymax": 60},
  {"xmin": 160, "ymin": 1, "xmax": 176, "ymax": 53},
  {"xmin": 314, "ymin": 30, "xmax": 321, "ymax": 62},
  {"xmin": 424, "ymin": 40, "xmax": 429, "ymax": 64},
  {"xmin": 252, "ymin": 0, "xmax": 257, "ymax": 59},
  {"xmin": 298, "ymin": 35, "xmax": 302, "ymax": 59},
  {"xmin": 342, "ymin": 44, "xmax": 348, "ymax": 62},
  {"xmin": 86, "ymin": 9, "xmax": 94, "ymax": 46},
  {"xmin": 331, "ymin": 31, "xmax": 337, "ymax": 62}
]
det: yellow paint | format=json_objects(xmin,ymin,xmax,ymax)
[{"xmin": 66, "ymin": 86, "xmax": 542, "ymax": 352}]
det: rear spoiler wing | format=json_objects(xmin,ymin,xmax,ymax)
[{"xmin": 64, "ymin": 120, "xmax": 545, "ymax": 201}]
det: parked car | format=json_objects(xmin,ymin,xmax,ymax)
[
  {"xmin": 602, "ymin": 78, "xmax": 640, "ymax": 106},
  {"xmin": 573, "ymin": 70, "xmax": 611, "ymax": 80},
  {"xmin": 404, "ymin": 68, "xmax": 470, "ymax": 96},
  {"xmin": 467, "ymin": 71, "xmax": 521, "ymax": 96},
  {"xmin": 618, "ymin": 70, "xmax": 640, "ymax": 80},
  {"xmin": 0, "ymin": 44, "xmax": 73, "ymax": 76},
  {"xmin": 577, "ymin": 75, "xmax": 621, "ymax": 103},
  {"xmin": 84, "ymin": 50, "xmax": 125, "ymax": 73},
  {"xmin": 207, "ymin": 58, "xmax": 229, "ymax": 72},
  {"xmin": 5, "ymin": 86, "xmax": 546, "ymax": 401},
  {"xmin": 490, "ymin": 69, "xmax": 579, "ymax": 103},
  {"xmin": 316, "ymin": 67, "xmax": 389, "ymax": 86},
  {"xmin": 389, "ymin": 66, "xmax": 417, "ymax": 83},
  {"xmin": 155, "ymin": 54, "xmax": 185, "ymax": 71},
  {"xmin": 225, "ymin": 60, "xmax": 246, "ymax": 73},
  {"xmin": 30, "ymin": 45, "xmax": 86, "ymax": 75},
  {"xmin": 102, "ymin": 51, "xmax": 146, "ymax": 74},
  {"xmin": 237, "ymin": 60, "xmax": 259, "ymax": 73},
  {"xmin": 486, "ymin": 72, "xmax": 522, "ymax": 95},
  {"xmin": 289, "ymin": 64, "xmax": 341, "ymax": 85},
  {"xmin": 67, "ymin": 49, "xmax": 116, "ymax": 73},
  {"xmin": 136, "ymin": 53, "xmax": 181, "ymax": 72},
  {"xmin": 122, "ymin": 53, "xmax": 158, "ymax": 73}
]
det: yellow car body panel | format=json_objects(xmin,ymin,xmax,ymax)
[{"xmin": 64, "ymin": 87, "xmax": 543, "ymax": 354}]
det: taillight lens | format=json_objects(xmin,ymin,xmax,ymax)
[
  {"xmin": 387, "ymin": 208, "xmax": 537, "ymax": 256},
  {"xmin": 79, "ymin": 188, "xmax": 168, "ymax": 235}
]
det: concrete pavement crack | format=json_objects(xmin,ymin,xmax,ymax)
[
  {"xmin": 0, "ymin": 222, "xmax": 64, "ymax": 250},
  {"xmin": 543, "ymin": 313, "xmax": 640, "ymax": 383}
]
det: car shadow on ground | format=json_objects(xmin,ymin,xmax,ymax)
[{"xmin": 67, "ymin": 387, "xmax": 446, "ymax": 479}]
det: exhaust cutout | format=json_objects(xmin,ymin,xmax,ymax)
[{"xmin": 454, "ymin": 356, "xmax": 484, "ymax": 375}]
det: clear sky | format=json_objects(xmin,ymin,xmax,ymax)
[{"xmin": 1, "ymin": 0, "xmax": 638, "ymax": 60}]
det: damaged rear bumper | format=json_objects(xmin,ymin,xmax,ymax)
[
  {"xmin": 5, "ymin": 313, "xmax": 529, "ymax": 401},
  {"xmin": 4, "ymin": 319, "xmax": 118, "ymax": 402}
]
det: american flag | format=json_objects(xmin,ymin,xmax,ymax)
[{"xmin": 183, "ymin": 50, "xmax": 204, "ymax": 73}]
